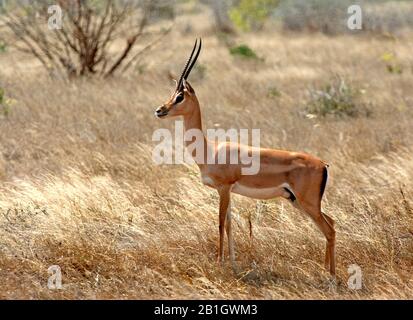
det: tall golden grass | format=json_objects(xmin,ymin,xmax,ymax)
[{"xmin": 0, "ymin": 8, "xmax": 412, "ymax": 299}]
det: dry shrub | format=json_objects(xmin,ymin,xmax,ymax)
[
  {"xmin": 278, "ymin": 0, "xmax": 413, "ymax": 35},
  {"xmin": 306, "ymin": 77, "xmax": 370, "ymax": 118},
  {"xmin": 1, "ymin": 0, "xmax": 171, "ymax": 78}
]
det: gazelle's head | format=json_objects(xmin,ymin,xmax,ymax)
[{"xmin": 155, "ymin": 38, "xmax": 202, "ymax": 119}]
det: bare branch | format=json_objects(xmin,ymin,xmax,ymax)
[{"xmin": 1, "ymin": 0, "xmax": 171, "ymax": 78}]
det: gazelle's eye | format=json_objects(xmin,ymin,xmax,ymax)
[{"xmin": 175, "ymin": 93, "xmax": 184, "ymax": 104}]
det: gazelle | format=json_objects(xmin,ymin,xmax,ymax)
[{"xmin": 154, "ymin": 39, "xmax": 336, "ymax": 276}]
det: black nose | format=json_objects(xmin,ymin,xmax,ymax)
[{"xmin": 155, "ymin": 106, "xmax": 168, "ymax": 118}]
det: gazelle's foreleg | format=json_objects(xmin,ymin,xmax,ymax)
[{"xmin": 217, "ymin": 185, "xmax": 232, "ymax": 264}]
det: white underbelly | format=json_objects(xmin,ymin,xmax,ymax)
[{"xmin": 232, "ymin": 182, "xmax": 291, "ymax": 200}]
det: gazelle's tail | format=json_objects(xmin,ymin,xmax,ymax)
[{"xmin": 320, "ymin": 166, "xmax": 328, "ymax": 200}]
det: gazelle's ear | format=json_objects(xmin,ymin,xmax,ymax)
[
  {"xmin": 182, "ymin": 78, "xmax": 195, "ymax": 95},
  {"xmin": 167, "ymin": 71, "xmax": 176, "ymax": 81}
]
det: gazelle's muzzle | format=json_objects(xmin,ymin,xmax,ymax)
[{"xmin": 155, "ymin": 105, "xmax": 169, "ymax": 118}]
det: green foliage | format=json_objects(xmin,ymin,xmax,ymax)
[
  {"xmin": 382, "ymin": 52, "xmax": 403, "ymax": 74},
  {"xmin": 0, "ymin": 87, "xmax": 12, "ymax": 117},
  {"xmin": 386, "ymin": 64, "xmax": 403, "ymax": 74},
  {"xmin": 229, "ymin": 44, "xmax": 259, "ymax": 59},
  {"xmin": 268, "ymin": 86, "xmax": 281, "ymax": 98},
  {"xmin": 306, "ymin": 77, "xmax": 369, "ymax": 118},
  {"xmin": 0, "ymin": 88, "xmax": 4, "ymax": 104},
  {"xmin": 229, "ymin": 0, "xmax": 280, "ymax": 31},
  {"xmin": 135, "ymin": 63, "xmax": 146, "ymax": 75},
  {"xmin": 0, "ymin": 41, "xmax": 7, "ymax": 53}
]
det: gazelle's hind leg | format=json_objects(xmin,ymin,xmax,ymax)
[
  {"xmin": 298, "ymin": 202, "xmax": 336, "ymax": 276},
  {"xmin": 321, "ymin": 212, "xmax": 335, "ymax": 271},
  {"xmin": 217, "ymin": 185, "xmax": 232, "ymax": 264}
]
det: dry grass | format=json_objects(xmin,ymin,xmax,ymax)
[{"xmin": 0, "ymin": 8, "xmax": 412, "ymax": 299}]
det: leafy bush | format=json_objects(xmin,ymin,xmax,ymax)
[
  {"xmin": 306, "ymin": 77, "xmax": 369, "ymax": 118},
  {"xmin": 229, "ymin": 0, "xmax": 280, "ymax": 31},
  {"xmin": 229, "ymin": 44, "xmax": 259, "ymax": 59}
]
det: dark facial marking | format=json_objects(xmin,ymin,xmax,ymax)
[{"xmin": 175, "ymin": 92, "xmax": 184, "ymax": 104}]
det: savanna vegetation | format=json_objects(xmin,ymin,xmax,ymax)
[{"xmin": 0, "ymin": 0, "xmax": 412, "ymax": 299}]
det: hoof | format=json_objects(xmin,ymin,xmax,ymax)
[
  {"xmin": 327, "ymin": 276, "xmax": 337, "ymax": 293},
  {"xmin": 230, "ymin": 262, "xmax": 239, "ymax": 273}
]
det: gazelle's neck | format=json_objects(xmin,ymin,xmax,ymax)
[
  {"xmin": 183, "ymin": 99, "xmax": 203, "ymax": 133},
  {"xmin": 182, "ymin": 97, "xmax": 208, "ymax": 166}
]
